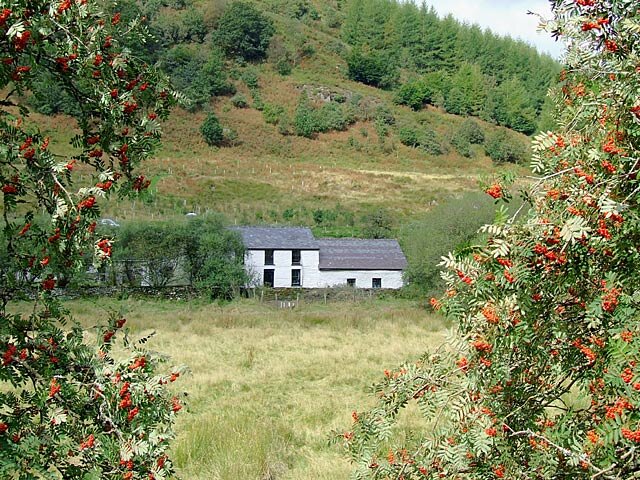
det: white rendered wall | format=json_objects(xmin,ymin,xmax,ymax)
[
  {"xmin": 300, "ymin": 250, "xmax": 321, "ymax": 288},
  {"xmin": 244, "ymin": 251, "xmax": 404, "ymax": 289},
  {"xmin": 318, "ymin": 270, "xmax": 404, "ymax": 289},
  {"xmin": 244, "ymin": 249, "xmax": 320, "ymax": 288}
]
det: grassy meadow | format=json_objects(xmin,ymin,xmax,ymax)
[{"xmin": 60, "ymin": 296, "xmax": 446, "ymax": 480}]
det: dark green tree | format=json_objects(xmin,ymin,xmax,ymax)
[
  {"xmin": 160, "ymin": 45, "xmax": 234, "ymax": 110},
  {"xmin": 447, "ymin": 63, "xmax": 488, "ymax": 116},
  {"xmin": 394, "ymin": 78, "xmax": 431, "ymax": 110},
  {"xmin": 113, "ymin": 222, "xmax": 185, "ymax": 287},
  {"xmin": 361, "ymin": 209, "xmax": 394, "ymax": 239},
  {"xmin": 409, "ymin": 3, "xmax": 440, "ymax": 71},
  {"xmin": 183, "ymin": 217, "xmax": 248, "ymax": 299},
  {"xmin": 342, "ymin": 0, "xmax": 392, "ymax": 50},
  {"xmin": 400, "ymin": 192, "xmax": 496, "ymax": 295},
  {"xmin": 182, "ymin": 7, "xmax": 207, "ymax": 43},
  {"xmin": 28, "ymin": 71, "xmax": 80, "ymax": 116},
  {"xmin": 212, "ymin": 1, "xmax": 275, "ymax": 61},
  {"xmin": 493, "ymin": 77, "xmax": 538, "ymax": 134},
  {"xmin": 339, "ymin": 0, "xmax": 559, "ymax": 124},
  {"xmin": 200, "ymin": 113, "xmax": 225, "ymax": 146},
  {"xmin": 444, "ymin": 87, "xmax": 467, "ymax": 116},
  {"xmin": 346, "ymin": 48, "xmax": 398, "ymax": 89}
]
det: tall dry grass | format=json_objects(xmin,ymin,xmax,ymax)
[{"xmin": 60, "ymin": 297, "xmax": 446, "ymax": 479}]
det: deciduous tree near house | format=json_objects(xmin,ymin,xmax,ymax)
[
  {"xmin": 344, "ymin": 1, "xmax": 640, "ymax": 478},
  {"xmin": 0, "ymin": 0, "xmax": 184, "ymax": 478}
]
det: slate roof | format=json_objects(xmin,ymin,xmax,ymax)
[
  {"xmin": 318, "ymin": 238, "xmax": 407, "ymax": 271},
  {"xmin": 232, "ymin": 226, "xmax": 319, "ymax": 250}
]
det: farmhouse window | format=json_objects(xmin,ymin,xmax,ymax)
[
  {"xmin": 265, "ymin": 249, "xmax": 274, "ymax": 265},
  {"xmin": 347, "ymin": 278, "xmax": 356, "ymax": 287},
  {"xmin": 372, "ymin": 278, "xmax": 382, "ymax": 289},
  {"xmin": 292, "ymin": 249, "xmax": 301, "ymax": 265},
  {"xmin": 292, "ymin": 269, "xmax": 301, "ymax": 287},
  {"xmin": 264, "ymin": 269, "xmax": 274, "ymax": 287}
]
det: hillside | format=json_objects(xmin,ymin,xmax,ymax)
[{"xmin": 32, "ymin": 0, "xmax": 560, "ymax": 232}]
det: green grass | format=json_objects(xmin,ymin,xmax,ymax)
[{"xmin": 60, "ymin": 297, "xmax": 446, "ymax": 480}]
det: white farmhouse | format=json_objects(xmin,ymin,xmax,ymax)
[{"xmin": 233, "ymin": 226, "xmax": 407, "ymax": 289}]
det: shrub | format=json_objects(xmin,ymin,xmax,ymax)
[
  {"xmin": 153, "ymin": 7, "xmax": 207, "ymax": 45},
  {"xmin": 274, "ymin": 0, "xmax": 318, "ymax": 20},
  {"xmin": 231, "ymin": 93, "xmax": 249, "ymax": 108},
  {"xmin": 293, "ymin": 97, "xmax": 318, "ymax": 138},
  {"xmin": 318, "ymin": 102, "xmax": 352, "ymax": 131},
  {"xmin": 282, "ymin": 208, "xmax": 297, "ymax": 221},
  {"xmin": 324, "ymin": 8, "xmax": 341, "ymax": 28},
  {"xmin": 450, "ymin": 130, "xmax": 473, "ymax": 157},
  {"xmin": 312, "ymin": 209, "xmax": 337, "ymax": 226},
  {"xmin": 374, "ymin": 104, "xmax": 395, "ymax": 126},
  {"xmin": 397, "ymin": 126, "xmax": 444, "ymax": 154},
  {"xmin": 277, "ymin": 114, "xmax": 293, "ymax": 135},
  {"xmin": 374, "ymin": 120, "xmax": 388, "ymax": 139},
  {"xmin": 267, "ymin": 35, "xmax": 294, "ymax": 75},
  {"xmin": 201, "ymin": 113, "xmax": 225, "ymax": 146},
  {"xmin": 458, "ymin": 118, "xmax": 485, "ymax": 144},
  {"xmin": 400, "ymin": 192, "xmax": 498, "ymax": 296},
  {"xmin": 394, "ymin": 79, "xmax": 430, "ymax": 110},
  {"xmin": 213, "ymin": 1, "xmax": 275, "ymax": 61},
  {"xmin": 241, "ymin": 68, "xmax": 260, "ymax": 89},
  {"xmin": 262, "ymin": 103, "xmax": 285, "ymax": 125},
  {"xmin": 398, "ymin": 126, "xmax": 419, "ymax": 148},
  {"xmin": 451, "ymin": 119, "xmax": 483, "ymax": 157},
  {"xmin": 182, "ymin": 7, "xmax": 207, "ymax": 42},
  {"xmin": 485, "ymin": 129, "xmax": 528, "ymax": 164},
  {"xmin": 223, "ymin": 126, "xmax": 240, "ymax": 145},
  {"xmin": 418, "ymin": 130, "xmax": 445, "ymax": 155},
  {"xmin": 293, "ymin": 95, "xmax": 354, "ymax": 138},
  {"xmin": 276, "ymin": 57, "xmax": 293, "ymax": 75},
  {"xmin": 296, "ymin": 39, "xmax": 315, "ymax": 59},
  {"xmin": 201, "ymin": 0, "xmax": 229, "ymax": 28}
]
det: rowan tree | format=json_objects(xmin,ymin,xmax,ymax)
[
  {"xmin": 0, "ymin": 0, "xmax": 185, "ymax": 478},
  {"xmin": 343, "ymin": 1, "xmax": 640, "ymax": 478}
]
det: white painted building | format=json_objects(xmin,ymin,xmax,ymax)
[{"xmin": 233, "ymin": 227, "xmax": 407, "ymax": 289}]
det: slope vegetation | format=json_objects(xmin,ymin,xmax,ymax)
[{"xmin": 32, "ymin": 0, "xmax": 559, "ymax": 230}]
